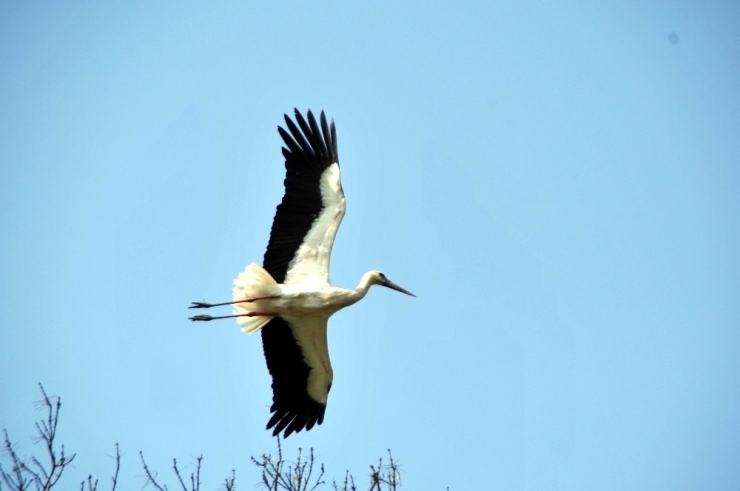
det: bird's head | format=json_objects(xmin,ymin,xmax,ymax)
[{"xmin": 367, "ymin": 271, "xmax": 416, "ymax": 297}]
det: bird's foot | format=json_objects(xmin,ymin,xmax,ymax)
[
  {"xmin": 189, "ymin": 302, "xmax": 213, "ymax": 309},
  {"xmin": 190, "ymin": 314, "xmax": 214, "ymax": 321}
]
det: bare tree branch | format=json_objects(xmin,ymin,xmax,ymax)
[
  {"xmin": 79, "ymin": 444, "xmax": 120, "ymax": 491},
  {"xmin": 368, "ymin": 450, "xmax": 401, "ymax": 491},
  {"xmin": 170, "ymin": 455, "xmax": 202, "ymax": 491},
  {"xmin": 110, "ymin": 444, "xmax": 120, "ymax": 491},
  {"xmin": 0, "ymin": 384, "xmax": 77, "ymax": 491},
  {"xmin": 221, "ymin": 470, "xmax": 236, "ymax": 491},
  {"xmin": 1, "ymin": 428, "xmax": 32, "ymax": 491},
  {"xmin": 80, "ymin": 474, "xmax": 98, "ymax": 491},
  {"xmin": 139, "ymin": 452, "xmax": 167, "ymax": 491},
  {"xmin": 331, "ymin": 471, "xmax": 356, "ymax": 491},
  {"xmin": 173, "ymin": 459, "xmax": 187, "ymax": 491},
  {"xmin": 4, "ymin": 386, "xmax": 425, "ymax": 491},
  {"xmin": 251, "ymin": 437, "xmax": 327, "ymax": 491}
]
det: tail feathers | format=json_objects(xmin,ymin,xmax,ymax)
[
  {"xmin": 232, "ymin": 263, "xmax": 278, "ymax": 335},
  {"xmin": 237, "ymin": 315, "xmax": 273, "ymax": 335},
  {"xmin": 233, "ymin": 262, "xmax": 277, "ymax": 293}
]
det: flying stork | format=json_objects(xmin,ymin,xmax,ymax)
[{"xmin": 189, "ymin": 109, "xmax": 414, "ymax": 438}]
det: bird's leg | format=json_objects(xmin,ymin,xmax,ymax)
[
  {"xmin": 190, "ymin": 312, "xmax": 277, "ymax": 322},
  {"xmin": 189, "ymin": 296, "xmax": 281, "ymax": 309}
]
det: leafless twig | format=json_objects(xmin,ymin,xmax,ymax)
[
  {"xmin": 79, "ymin": 443, "xmax": 121, "ymax": 491},
  {"xmin": 251, "ymin": 437, "xmax": 325, "ymax": 491},
  {"xmin": 0, "ymin": 384, "xmax": 76, "ymax": 491},
  {"xmin": 368, "ymin": 450, "xmax": 401, "ymax": 491},
  {"xmin": 221, "ymin": 470, "xmax": 236, "ymax": 491},
  {"xmin": 139, "ymin": 452, "xmax": 166, "ymax": 491},
  {"xmin": 172, "ymin": 455, "xmax": 202, "ymax": 491},
  {"xmin": 331, "ymin": 470, "xmax": 356, "ymax": 491},
  {"xmin": 110, "ymin": 444, "xmax": 120, "ymax": 491}
]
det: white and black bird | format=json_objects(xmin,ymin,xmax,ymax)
[{"xmin": 190, "ymin": 109, "xmax": 414, "ymax": 438}]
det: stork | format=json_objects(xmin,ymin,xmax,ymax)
[{"xmin": 189, "ymin": 109, "xmax": 414, "ymax": 438}]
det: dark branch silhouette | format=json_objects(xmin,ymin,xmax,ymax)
[
  {"xmin": 1, "ymin": 383, "xmax": 77, "ymax": 491},
  {"xmin": 251, "ymin": 437, "xmax": 326, "ymax": 491},
  {"xmin": 2, "ymin": 386, "xmax": 440, "ymax": 490},
  {"xmin": 79, "ymin": 444, "xmax": 120, "ymax": 491}
]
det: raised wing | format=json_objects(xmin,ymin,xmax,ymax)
[
  {"xmin": 260, "ymin": 109, "xmax": 341, "ymax": 437},
  {"xmin": 263, "ymin": 109, "xmax": 345, "ymax": 286},
  {"xmin": 262, "ymin": 316, "xmax": 333, "ymax": 437}
]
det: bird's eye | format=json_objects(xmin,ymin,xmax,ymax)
[{"xmin": 379, "ymin": 272, "xmax": 386, "ymax": 280}]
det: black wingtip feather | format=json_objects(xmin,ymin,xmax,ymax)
[
  {"xmin": 319, "ymin": 112, "xmax": 334, "ymax": 163},
  {"xmin": 284, "ymin": 115, "xmax": 314, "ymax": 157},
  {"xmin": 306, "ymin": 110, "xmax": 328, "ymax": 159},
  {"xmin": 277, "ymin": 126, "xmax": 302, "ymax": 156},
  {"xmin": 266, "ymin": 400, "xmax": 326, "ymax": 438},
  {"xmin": 330, "ymin": 119, "xmax": 338, "ymax": 160},
  {"xmin": 279, "ymin": 109, "xmax": 338, "ymax": 166},
  {"xmin": 293, "ymin": 109, "xmax": 312, "ymax": 143},
  {"xmin": 285, "ymin": 410, "xmax": 311, "ymax": 437}
]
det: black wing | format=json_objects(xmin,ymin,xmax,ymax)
[
  {"xmin": 261, "ymin": 317, "xmax": 329, "ymax": 437},
  {"xmin": 262, "ymin": 108, "xmax": 339, "ymax": 281},
  {"xmin": 261, "ymin": 109, "xmax": 339, "ymax": 437}
]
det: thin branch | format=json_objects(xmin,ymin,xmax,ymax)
[
  {"xmin": 250, "ymin": 438, "xmax": 326, "ymax": 491},
  {"xmin": 194, "ymin": 455, "xmax": 202, "ymax": 491},
  {"xmin": 368, "ymin": 450, "xmax": 401, "ymax": 491},
  {"xmin": 171, "ymin": 455, "xmax": 203, "ymax": 491},
  {"xmin": 1, "ymin": 429, "xmax": 32, "ymax": 491},
  {"xmin": 331, "ymin": 470, "xmax": 356, "ymax": 491},
  {"xmin": 221, "ymin": 470, "xmax": 236, "ymax": 491},
  {"xmin": 139, "ymin": 452, "xmax": 166, "ymax": 491},
  {"xmin": 80, "ymin": 475, "xmax": 98, "ymax": 491},
  {"xmin": 110, "ymin": 444, "xmax": 120, "ymax": 491},
  {"xmin": 173, "ymin": 459, "xmax": 187, "ymax": 491},
  {"xmin": 0, "ymin": 384, "xmax": 76, "ymax": 491}
]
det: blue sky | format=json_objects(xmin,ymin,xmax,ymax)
[{"xmin": 1, "ymin": 2, "xmax": 739, "ymax": 489}]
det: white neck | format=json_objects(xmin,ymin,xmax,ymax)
[{"xmin": 354, "ymin": 271, "xmax": 378, "ymax": 298}]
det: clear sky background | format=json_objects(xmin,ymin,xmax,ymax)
[{"xmin": 1, "ymin": 2, "xmax": 739, "ymax": 490}]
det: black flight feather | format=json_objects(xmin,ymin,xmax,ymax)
[{"xmin": 261, "ymin": 109, "xmax": 337, "ymax": 438}]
